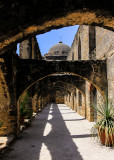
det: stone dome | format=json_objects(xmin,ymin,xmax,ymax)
[{"xmin": 48, "ymin": 41, "xmax": 70, "ymax": 56}]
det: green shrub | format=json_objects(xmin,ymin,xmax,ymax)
[
  {"xmin": 20, "ymin": 91, "xmax": 33, "ymax": 118},
  {"xmin": 0, "ymin": 120, "xmax": 3, "ymax": 128}
]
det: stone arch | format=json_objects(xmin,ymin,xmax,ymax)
[
  {"xmin": 17, "ymin": 68, "xmax": 106, "ymax": 101},
  {"xmin": 16, "ymin": 68, "xmax": 106, "ymax": 133},
  {"xmin": 39, "ymin": 83, "xmax": 74, "ymax": 104},
  {"xmin": 36, "ymin": 81, "xmax": 85, "ymax": 104},
  {"xmin": 32, "ymin": 79, "xmax": 85, "ymax": 97},
  {"xmin": 0, "ymin": 1, "xmax": 114, "ymax": 54}
]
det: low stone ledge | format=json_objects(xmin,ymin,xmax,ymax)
[{"xmin": 0, "ymin": 135, "xmax": 15, "ymax": 153}]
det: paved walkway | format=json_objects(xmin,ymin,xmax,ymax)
[{"xmin": 1, "ymin": 104, "xmax": 114, "ymax": 160}]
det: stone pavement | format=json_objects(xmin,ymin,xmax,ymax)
[{"xmin": 1, "ymin": 104, "xmax": 114, "ymax": 160}]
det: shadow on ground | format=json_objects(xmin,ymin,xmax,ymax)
[{"xmin": 1, "ymin": 103, "xmax": 83, "ymax": 160}]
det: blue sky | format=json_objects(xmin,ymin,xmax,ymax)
[{"xmin": 17, "ymin": 25, "xmax": 79, "ymax": 55}]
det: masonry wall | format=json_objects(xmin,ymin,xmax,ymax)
[
  {"xmin": 68, "ymin": 25, "xmax": 114, "ymax": 106},
  {"xmin": 68, "ymin": 25, "xmax": 114, "ymax": 61},
  {"xmin": 96, "ymin": 27, "xmax": 114, "ymax": 59},
  {"xmin": 96, "ymin": 27, "xmax": 114, "ymax": 102},
  {"xmin": 67, "ymin": 26, "xmax": 89, "ymax": 60}
]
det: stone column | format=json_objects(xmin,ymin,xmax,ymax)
[
  {"xmin": 107, "ymin": 53, "xmax": 114, "ymax": 103},
  {"xmin": 82, "ymin": 95, "xmax": 86, "ymax": 117},
  {"xmin": 97, "ymin": 90, "xmax": 104, "ymax": 121},
  {"xmin": 32, "ymin": 94, "xmax": 39, "ymax": 112},
  {"xmin": 19, "ymin": 36, "xmax": 42, "ymax": 60},
  {"xmin": 64, "ymin": 95, "xmax": 66, "ymax": 105},
  {"xmin": 85, "ymin": 81, "xmax": 94, "ymax": 121},
  {"xmin": 74, "ymin": 89, "xmax": 77, "ymax": 112},
  {"xmin": 38, "ymin": 97, "xmax": 42, "ymax": 111},
  {"xmin": 69, "ymin": 94, "xmax": 71, "ymax": 108},
  {"xmin": 65, "ymin": 95, "xmax": 67, "ymax": 106},
  {"xmin": 85, "ymin": 81, "xmax": 90, "ymax": 121},
  {"xmin": 76, "ymin": 89, "xmax": 79, "ymax": 114},
  {"xmin": 0, "ymin": 49, "xmax": 18, "ymax": 136},
  {"xmin": 71, "ymin": 93, "xmax": 74, "ymax": 110},
  {"xmin": 67, "ymin": 94, "xmax": 70, "ymax": 107},
  {"xmin": 19, "ymin": 39, "xmax": 32, "ymax": 59}
]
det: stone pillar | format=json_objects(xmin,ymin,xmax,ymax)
[
  {"xmin": 85, "ymin": 81, "xmax": 90, "ymax": 121},
  {"xmin": 32, "ymin": 94, "xmax": 39, "ymax": 112},
  {"xmin": 37, "ymin": 98, "xmax": 41, "ymax": 111},
  {"xmin": 65, "ymin": 95, "xmax": 68, "ymax": 105},
  {"xmin": 85, "ymin": 81, "xmax": 94, "ymax": 121},
  {"xmin": 70, "ymin": 93, "xmax": 72, "ymax": 109},
  {"xmin": 66, "ymin": 95, "xmax": 68, "ymax": 106},
  {"xmin": 19, "ymin": 36, "xmax": 42, "ymax": 60},
  {"xmin": 82, "ymin": 95, "xmax": 86, "ymax": 117},
  {"xmin": 74, "ymin": 89, "xmax": 77, "ymax": 112},
  {"xmin": 19, "ymin": 39, "xmax": 32, "ymax": 59},
  {"xmin": 65, "ymin": 95, "xmax": 67, "ymax": 105},
  {"xmin": 107, "ymin": 53, "xmax": 114, "ymax": 103},
  {"xmin": 0, "ymin": 49, "xmax": 18, "ymax": 136},
  {"xmin": 40, "ymin": 97, "xmax": 42, "ymax": 110},
  {"xmin": 67, "ymin": 94, "xmax": 70, "ymax": 107},
  {"xmin": 64, "ymin": 95, "xmax": 66, "ymax": 105},
  {"xmin": 42, "ymin": 97, "xmax": 44, "ymax": 109},
  {"xmin": 31, "ymin": 36, "xmax": 42, "ymax": 60},
  {"xmin": 97, "ymin": 90, "xmax": 104, "ymax": 121},
  {"xmin": 76, "ymin": 90, "xmax": 79, "ymax": 114},
  {"xmin": 69, "ymin": 94, "xmax": 71, "ymax": 108},
  {"xmin": 66, "ymin": 95, "xmax": 68, "ymax": 105},
  {"xmin": 71, "ymin": 93, "xmax": 74, "ymax": 110}
]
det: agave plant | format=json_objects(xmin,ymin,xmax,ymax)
[{"xmin": 91, "ymin": 100, "xmax": 114, "ymax": 146}]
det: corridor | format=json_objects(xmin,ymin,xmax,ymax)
[{"xmin": 2, "ymin": 104, "xmax": 114, "ymax": 160}]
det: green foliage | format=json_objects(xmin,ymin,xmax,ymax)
[
  {"xmin": 91, "ymin": 99, "xmax": 114, "ymax": 146},
  {"xmin": 0, "ymin": 120, "xmax": 3, "ymax": 128},
  {"xmin": 20, "ymin": 91, "xmax": 33, "ymax": 118}
]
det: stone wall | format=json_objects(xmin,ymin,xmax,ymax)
[
  {"xmin": 64, "ymin": 89, "xmax": 86, "ymax": 119},
  {"xmin": 96, "ymin": 27, "xmax": 114, "ymax": 102},
  {"xmin": 96, "ymin": 27, "xmax": 114, "ymax": 60},
  {"xmin": 68, "ymin": 25, "xmax": 114, "ymax": 61},
  {"xmin": 67, "ymin": 26, "xmax": 89, "ymax": 60},
  {"xmin": 68, "ymin": 25, "xmax": 114, "ymax": 104}
]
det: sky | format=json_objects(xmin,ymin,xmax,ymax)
[{"xmin": 17, "ymin": 25, "xmax": 79, "ymax": 56}]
